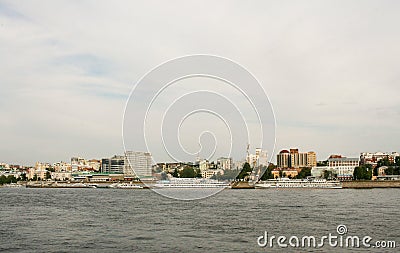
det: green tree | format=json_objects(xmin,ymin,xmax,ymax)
[
  {"xmin": 373, "ymin": 166, "xmax": 379, "ymax": 177},
  {"xmin": 353, "ymin": 165, "xmax": 372, "ymax": 180},
  {"xmin": 0, "ymin": 175, "xmax": 6, "ymax": 185},
  {"xmin": 171, "ymin": 168, "xmax": 179, "ymax": 178},
  {"xmin": 160, "ymin": 172, "xmax": 168, "ymax": 180},
  {"xmin": 0, "ymin": 175, "xmax": 17, "ymax": 184},
  {"xmin": 20, "ymin": 173, "xmax": 27, "ymax": 181},
  {"xmin": 180, "ymin": 166, "xmax": 196, "ymax": 178},
  {"xmin": 385, "ymin": 166, "xmax": 400, "ymax": 175},
  {"xmin": 396, "ymin": 157, "xmax": 400, "ymax": 167},
  {"xmin": 45, "ymin": 171, "xmax": 51, "ymax": 180},
  {"xmin": 236, "ymin": 162, "xmax": 252, "ymax": 180},
  {"xmin": 377, "ymin": 157, "xmax": 391, "ymax": 167},
  {"xmin": 195, "ymin": 168, "xmax": 202, "ymax": 178},
  {"xmin": 213, "ymin": 169, "xmax": 239, "ymax": 180},
  {"xmin": 323, "ymin": 170, "xmax": 333, "ymax": 180},
  {"xmin": 295, "ymin": 167, "xmax": 311, "ymax": 179},
  {"xmin": 32, "ymin": 174, "xmax": 38, "ymax": 181},
  {"xmin": 260, "ymin": 164, "xmax": 276, "ymax": 180}
]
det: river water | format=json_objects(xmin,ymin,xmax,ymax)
[{"xmin": 0, "ymin": 188, "xmax": 399, "ymax": 252}]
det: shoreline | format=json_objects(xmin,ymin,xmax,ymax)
[{"xmin": 3, "ymin": 180, "xmax": 400, "ymax": 189}]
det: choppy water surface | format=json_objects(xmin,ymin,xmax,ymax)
[{"xmin": 0, "ymin": 188, "xmax": 399, "ymax": 252}]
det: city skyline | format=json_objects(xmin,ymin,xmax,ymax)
[
  {"xmin": 1, "ymin": 1, "xmax": 400, "ymax": 165},
  {"xmin": 1, "ymin": 148, "xmax": 399, "ymax": 168}
]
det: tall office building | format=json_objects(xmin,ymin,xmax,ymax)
[
  {"xmin": 101, "ymin": 155, "xmax": 125, "ymax": 174},
  {"xmin": 246, "ymin": 148, "xmax": 268, "ymax": 168},
  {"xmin": 124, "ymin": 151, "xmax": 152, "ymax": 178},
  {"xmin": 277, "ymin": 149, "xmax": 316, "ymax": 168},
  {"xmin": 217, "ymin": 157, "xmax": 233, "ymax": 170},
  {"xmin": 307, "ymin": 151, "xmax": 317, "ymax": 167},
  {"xmin": 277, "ymin": 150, "xmax": 291, "ymax": 168}
]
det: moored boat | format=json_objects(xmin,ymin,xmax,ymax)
[
  {"xmin": 255, "ymin": 178, "xmax": 342, "ymax": 189},
  {"xmin": 153, "ymin": 178, "xmax": 230, "ymax": 188}
]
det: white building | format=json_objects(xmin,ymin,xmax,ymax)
[
  {"xmin": 201, "ymin": 169, "xmax": 224, "ymax": 179},
  {"xmin": 199, "ymin": 159, "xmax": 209, "ymax": 172},
  {"xmin": 256, "ymin": 149, "xmax": 268, "ymax": 167},
  {"xmin": 246, "ymin": 148, "xmax": 268, "ymax": 168},
  {"xmin": 124, "ymin": 151, "xmax": 152, "ymax": 178},
  {"xmin": 311, "ymin": 156, "xmax": 359, "ymax": 180},
  {"xmin": 53, "ymin": 162, "xmax": 71, "ymax": 172},
  {"xmin": 51, "ymin": 171, "xmax": 72, "ymax": 181},
  {"xmin": 217, "ymin": 157, "xmax": 233, "ymax": 170},
  {"xmin": 28, "ymin": 162, "xmax": 50, "ymax": 180},
  {"xmin": 360, "ymin": 152, "xmax": 400, "ymax": 167}
]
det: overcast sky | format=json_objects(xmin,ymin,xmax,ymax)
[{"xmin": 1, "ymin": 0, "xmax": 399, "ymax": 165}]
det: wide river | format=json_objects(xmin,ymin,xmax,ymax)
[{"xmin": 0, "ymin": 188, "xmax": 399, "ymax": 252}]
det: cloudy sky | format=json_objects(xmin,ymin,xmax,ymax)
[{"xmin": 1, "ymin": 0, "xmax": 399, "ymax": 165}]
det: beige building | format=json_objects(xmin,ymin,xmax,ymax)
[
  {"xmin": 28, "ymin": 162, "xmax": 49, "ymax": 180},
  {"xmin": 271, "ymin": 168, "xmax": 299, "ymax": 178},
  {"xmin": 277, "ymin": 149, "xmax": 316, "ymax": 168},
  {"xmin": 201, "ymin": 169, "xmax": 224, "ymax": 179},
  {"xmin": 307, "ymin": 151, "xmax": 317, "ymax": 167}
]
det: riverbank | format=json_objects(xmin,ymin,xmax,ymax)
[
  {"xmin": 4, "ymin": 180, "xmax": 400, "ymax": 189},
  {"xmin": 342, "ymin": 180, "xmax": 400, "ymax": 188},
  {"xmin": 231, "ymin": 180, "xmax": 400, "ymax": 189}
]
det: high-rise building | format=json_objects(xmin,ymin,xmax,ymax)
[
  {"xmin": 199, "ymin": 159, "xmax": 209, "ymax": 172},
  {"xmin": 217, "ymin": 157, "xmax": 233, "ymax": 170},
  {"xmin": 307, "ymin": 151, "xmax": 317, "ymax": 167},
  {"xmin": 277, "ymin": 150, "xmax": 290, "ymax": 168},
  {"xmin": 277, "ymin": 149, "xmax": 316, "ymax": 168},
  {"xmin": 101, "ymin": 155, "xmax": 125, "ymax": 174},
  {"xmin": 124, "ymin": 151, "xmax": 152, "ymax": 178},
  {"xmin": 256, "ymin": 149, "xmax": 268, "ymax": 167},
  {"xmin": 246, "ymin": 148, "xmax": 268, "ymax": 168}
]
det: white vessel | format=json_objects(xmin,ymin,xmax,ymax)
[
  {"xmin": 70, "ymin": 183, "xmax": 96, "ymax": 188},
  {"xmin": 255, "ymin": 178, "xmax": 342, "ymax": 189},
  {"xmin": 3, "ymin": 183, "xmax": 22, "ymax": 188},
  {"xmin": 153, "ymin": 178, "xmax": 230, "ymax": 188},
  {"xmin": 114, "ymin": 183, "xmax": 143, "ymax": 189}
]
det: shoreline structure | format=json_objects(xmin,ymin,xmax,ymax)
[{"xmin": 4, "ymin": 180, "xmax": 400, "ymax": 189}]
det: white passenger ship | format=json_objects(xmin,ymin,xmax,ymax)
[
  {"xmin": 255, "ymin": 178, "xmax": 342, "ymax": 189},
  {"xmin": 153, "ymin": 178, "xmax": 230, "ymax": 188}
]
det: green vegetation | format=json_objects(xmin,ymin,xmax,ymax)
[
  {"xmin": 210, "ymin": 170, "xmax": 239, "ymax": 180},
  {"xmin": 236, "ymin": 162, "xmax": 252, "ymax": 180},
  {"xmin": 323, "ymin": 170, "xmax": 335, "ymax": 180},
  {"xmin": 377, "ymin": 157, "xmax": 391, "ymax": 167},
  {"xmin": 170, "ymin": 166, "xmax": 201, "ymax": 178},
  {"xmin": 384, "ymin": 166, "xmax": 400, "ymax": 175},
  {"xmin": 180, "ymin": 166, "xmax": 197, "ymax": 178},
  {"xmin": 317, "ymin": 160, "xmax": 328, "ymax": 166},
  {"xmin": 295, "ymin": 167, "xmax": 311, "ymax": 179},
  {"xmin": 0, "ymin": 175, "xmax": 18, "ymax": 185},
  {"xmin": 20, "ymin": 173, "xmax": 27, "ymax": 181},
  {"xmin": 375, "ymin": 157, "xmax": 400, "ymax": 176},
  {"xmin": 259, "ymin": 164, "xmax": 276, "ymax": 180},
  {"xmin": 353, "ymin": 165, "xmax": 373, "ymax": 180}
]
